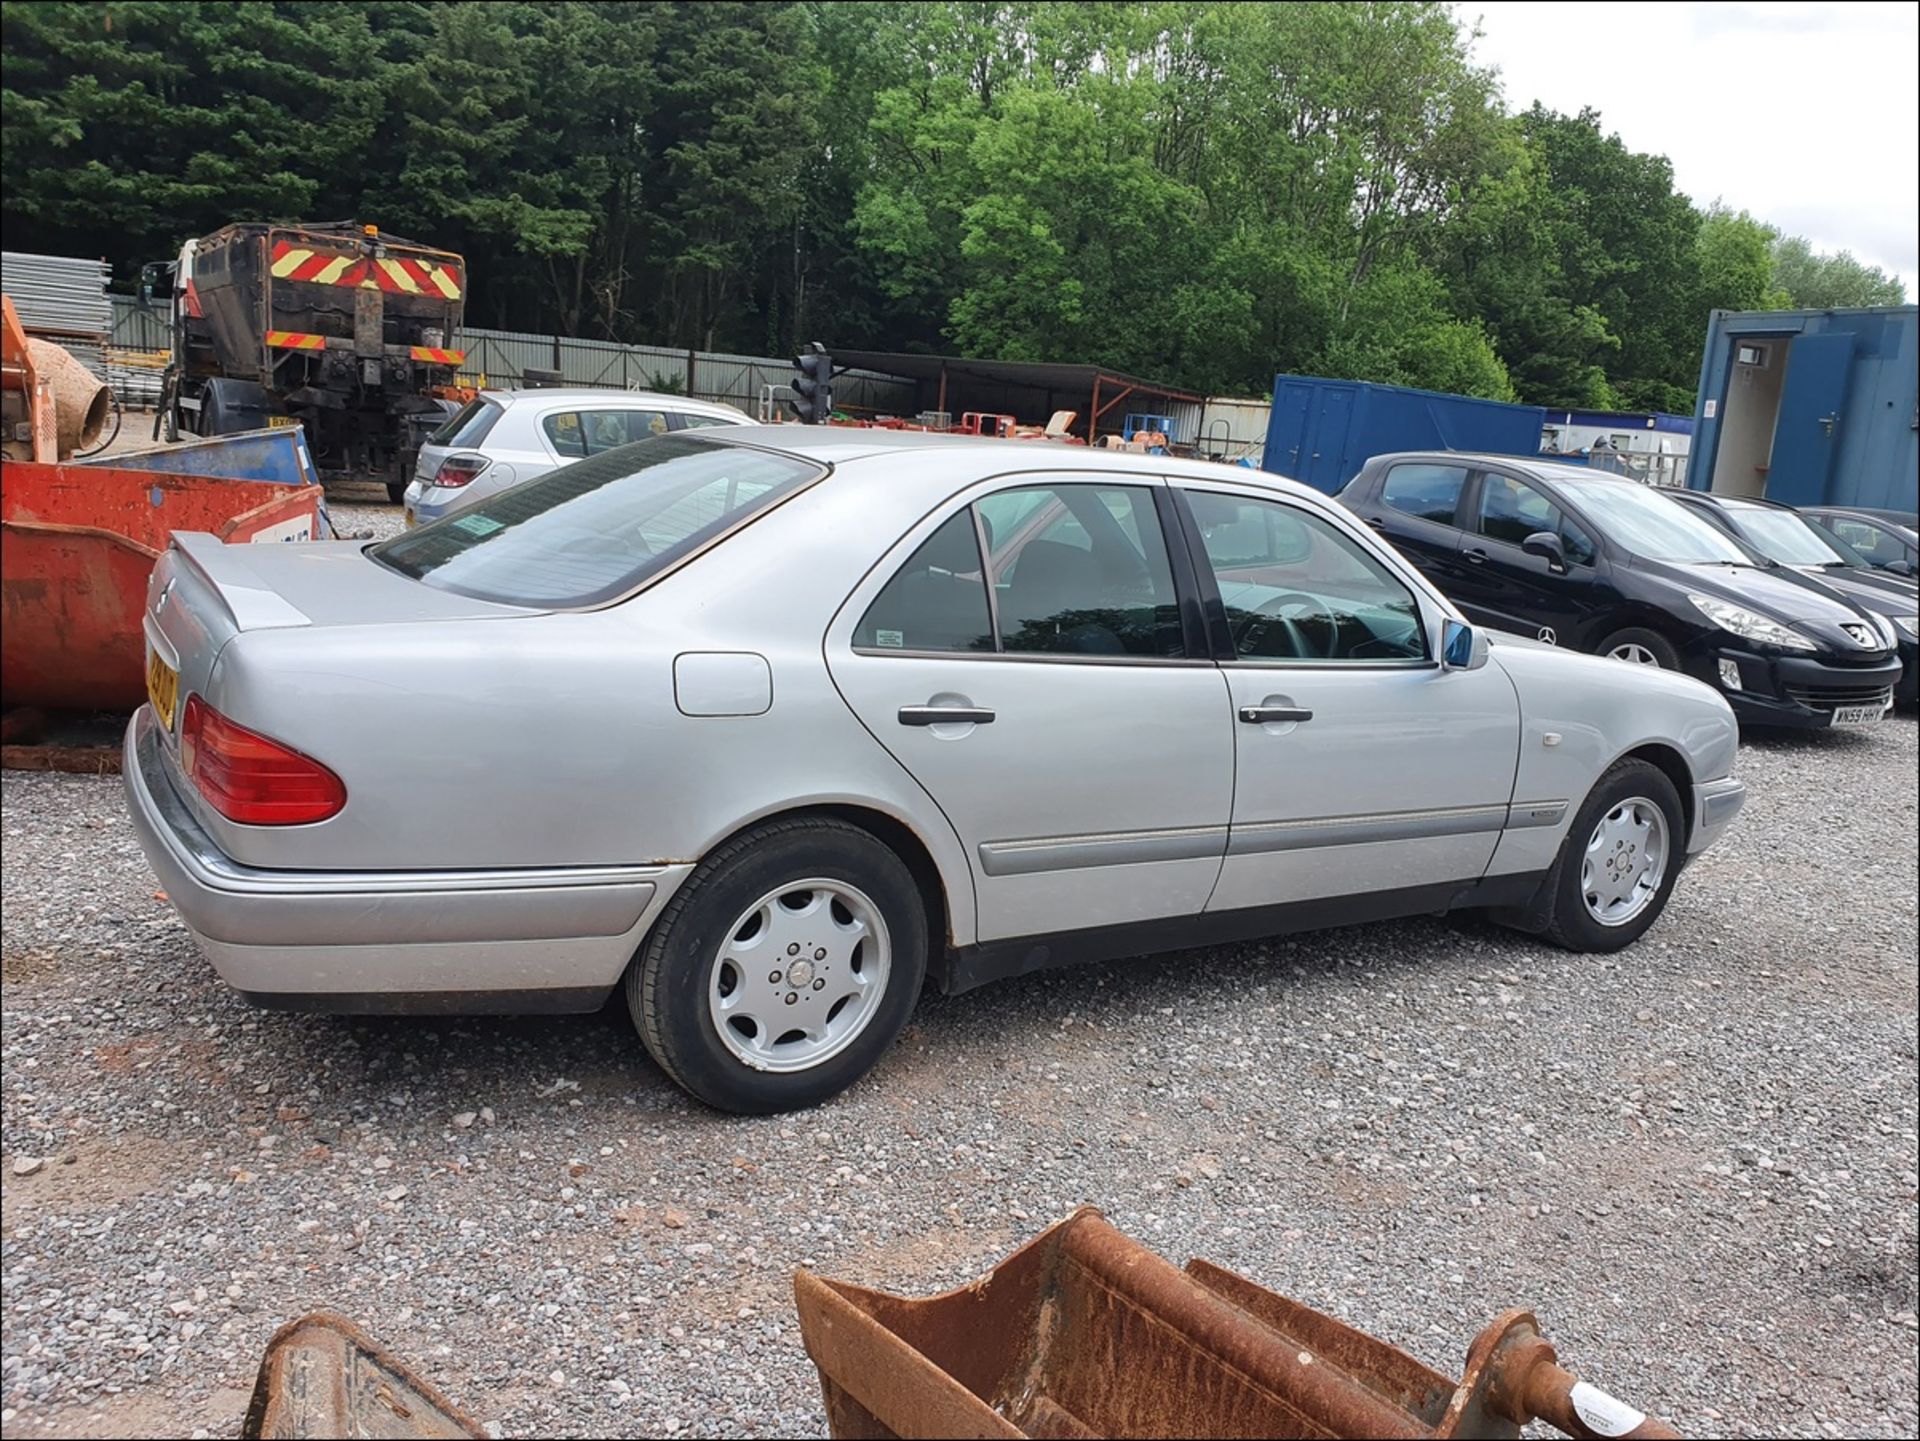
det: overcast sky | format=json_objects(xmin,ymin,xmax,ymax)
[{"xmin": 1463, "ymin": 1, "xmax": 1919, "ymax": 301}]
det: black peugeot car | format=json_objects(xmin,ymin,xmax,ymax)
[
  {"xmin": 1667, "ymin": 490, "xmax": 1917, "ymax": 706},
  {"xmin": 1337, "ymin": 452, "xmax": 1903, "ymax": 730}
]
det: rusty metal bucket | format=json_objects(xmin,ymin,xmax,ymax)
[
  {"xmin": 241, "ymin": 1311, "xmax": 485, "ymax": 1440},
  {"xmin": 794, "ymin": 1208, "xmax": 1677, "ymax": 1440}
]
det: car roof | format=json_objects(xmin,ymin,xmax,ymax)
[
  {"xmin": 699, "ymin": 426, "xmax": 1340, "ymax": 502},
  {"xmin": 481, "ymin": 388, "xmax": 747, "ymax": 416},
  {"xmin": 1363, "ymin": 450, "xmax": 1645, "ymax": 488}
]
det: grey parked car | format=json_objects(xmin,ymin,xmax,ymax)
[
  {"xmin": 403, "ymin": 387, "xmax": 751, "ymax": 525},
  {"xmin": 126, "ymin": 430, "xmax": 1745, "ymax": 1112}
]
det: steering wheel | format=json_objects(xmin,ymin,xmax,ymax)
[{"xmin": 1236, "ymin": 591, "xmax": 1337, "ymax": 659}]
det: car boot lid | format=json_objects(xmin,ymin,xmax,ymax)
[{"xmin": 169, "ymin": 532, "xmax": 532, "ymax": 632}]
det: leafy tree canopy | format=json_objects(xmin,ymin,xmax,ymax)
[{"xmin": 3, "ymin": 0, "xmax": 1903, "ymax": 412}]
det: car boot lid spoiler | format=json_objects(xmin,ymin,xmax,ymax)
[{"xmin": 171, "ymin": 532, "xmax": 312, "ymax": 632}]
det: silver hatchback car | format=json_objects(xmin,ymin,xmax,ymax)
[
  {"xmin": 127, "ymin": 429, "xmax": 1745, "ymax": 1113},
  {"xmin": 403, "ymin": 387, "xmax": 751, "ymax": 525}
]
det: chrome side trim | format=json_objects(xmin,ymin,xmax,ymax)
[
  {"xmin": 1228, "ymin": 802, "xmax": 1509, "ymax": 856},
  {"xmin": 1504, "ymin": 799, "xmax": 1570, "ymax": 829},
  {"xmin": 978, "ymin": 823, "xmax": 1230, "ymax": 877}
]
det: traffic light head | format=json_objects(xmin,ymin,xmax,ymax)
[{"xmin": 787, "ymin": 341, "xmax": 833, "ymax": 423}]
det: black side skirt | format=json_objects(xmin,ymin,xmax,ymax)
[
  {"xmin": 935, "ymin": 872, "xmax": 1548, "ymax": 997},
  {"xmin": 236, "ymin": 986, "xmax": 613, "ymax": 1017}
]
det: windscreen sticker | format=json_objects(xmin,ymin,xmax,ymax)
[
  {"xmin": 452, "ymin": 514, "xmax": 505, "ymax": 538},
  {"xmin": 876, "ymin": 629, "xmax": 905, "ymax": 648}
]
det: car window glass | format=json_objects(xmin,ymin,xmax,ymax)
[
  {"xmin": 677, "ymin": 414, "xmax": 732, "ymax": 430},
  {"xmin": 1381, "ymin": 463, "xmax": 1467, "ymax": 524},
  {"xmin": 1477, "ymin": 474, "xmax": 1562, "ymax": 546},
  {"xmin": 1561, "ymin": 516, "xmax": 1597, "ymax": 567},
  {"xmin": 855, "ymin": 512, "xmax": 994, "ymax": 653},
  {"xmin": 1555, "ymin": 479, "xmax": 1750, "ymax": 564},
  {"xmin": 1829, "ymin": 519, "xmax": 1897, "ymax": 565},
  {"xmin": 543, "ymin": 411, "xmax": 586, "ymax": 458},
  {"xmin": 1731, "ymin": 507, "xmax": 1850, "ymax": 566},
  {"xmin": 1184, "ymin": 490, "xmax": 1426, "ymax": 662},
  {"xmin": 430, "ymin": 398, "xmax": 502, "ymax": 448},
  {"xmin": 371, "ymin": 434, "xmax": 817, "ymax": 608},
  {"xmin": 983, "ymin": 484, "xmax": 1182, "ymax": 658}
]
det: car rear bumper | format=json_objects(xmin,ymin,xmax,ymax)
[
  {"xmin": 122, "ymin": 708, "xmax": 688, "ymax": 1011},
  {"xmin": 1708, "ymin": 648, "xmax": 1902, "ymax": 730}
]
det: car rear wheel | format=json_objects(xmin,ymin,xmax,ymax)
[
  {"xmin": 1598, "ymin": 627, "xmax": 1679, "ymax": 669},
  {"xmin": 1541, "ymin": 758, "xmax": 1684, "ymax": 952},
  {"xmin": 626, "ymin": 818, "xmax": 926, "ymax": 1113}
]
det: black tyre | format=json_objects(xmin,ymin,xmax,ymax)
[
  {"xmin": 1596, "ymin": 626, "xmax": 1679, "ymax": 669},
  {"xmin": 626, "ymin": 818, "xmax": 926, "ymax": 1113},
  {"xmin": 1541, "ymin": 758, "xmax": 1685, "ymax": 952},
  {"xmin": 386, "ymin": 481, "xmax": 407, "ymax": 504}
]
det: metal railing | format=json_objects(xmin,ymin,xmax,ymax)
[{"xmin": 105, "ymin": 296, "xmax": 918, "ymax": 417}]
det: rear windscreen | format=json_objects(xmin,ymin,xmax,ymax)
[
  {"xmin": 428, "ymin": 398, "xmax": 503, "ymax": 448},
  {"xmin": 369, "ymin": 434, "xmax": 821, "ymax": 608}
]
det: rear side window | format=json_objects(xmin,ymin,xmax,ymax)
[
  {"xmin": 980, "ymin": 484, "xmax": 1183, "ymax": 657},
  {"xmin": 371, "ymin": 434, "xmax": 819, "ymax": 608},
  {"xmin": 429, "ymin": 398, "xmax": 502, "ymax": 448},
  {"xmin": 856, "ymin": 512, "xmax": 994, "ymax": 653},
  {"xmin": 1382, "ymin": 464, "xmax": 1467, "ymax": 524}
]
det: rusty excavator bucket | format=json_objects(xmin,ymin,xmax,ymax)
[
  {"xmin": 241, "ymin": 1312, "xmax": 486, "ymax": 1440},
  {"xmin": 794, "ymin": 1208, "xmax": 1679, "ymax": 1441}
]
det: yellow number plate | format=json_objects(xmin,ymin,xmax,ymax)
[
  {"xmin": 267, "ymin": 415, "xmax": 298, "ymax": 429},
  {"xmin": 146, "ymin": 648, "xmax": 179, "ymax": 729}
]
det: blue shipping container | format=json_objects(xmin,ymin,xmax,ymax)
[
  {"xmin": 1689, "ymin": 306, "xmax": 1917, "ymax": 511},
  {"xmin": 1262, "ymin": 375, "xmax": 1548, "ymax": 493}
]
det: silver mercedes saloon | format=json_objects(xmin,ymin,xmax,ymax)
[{"xmin": 125, "ymin": 428, "xmax": 1746, "ymax": 1112}]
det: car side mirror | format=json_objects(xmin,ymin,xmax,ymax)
[
  {"xmin": 1441, "ymin": 618, "xmax": 1488, "ymax": 671},
  {"xmin": 1521, "ymin": 530, "xmax": 1567, "ymax": 571}
]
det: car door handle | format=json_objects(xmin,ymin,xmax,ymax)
[
  {"xmin": 1463, "ymin": 547, "xmax": 1487, "ymax": 565},
  {"xmin": 1238, "ymin": 705, "xmax": 1314, "ymax": 724},
  {"xmin": 898, "ymin": 705, "xmax": 995, "ymax": 726},
  {"xmin": 1365, "ymin": 516, "xmax": 1387, "ymax": 529}
]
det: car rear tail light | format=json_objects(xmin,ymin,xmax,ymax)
[
  {"xmin": 180, "ymin": 696, "xmax": 346, "ymax": 825},
  {"xmin": 432, "ymin": 453, "xmax": 491, "ymax": 488}
]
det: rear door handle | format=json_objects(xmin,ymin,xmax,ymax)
[
  {"xmin": 899, "ymin": 705, "xmax": 995, "ymax": 726},
  {"xmin": 1463, "ymin": 547, "xmax": 1487, "ymax": 565},
  {"xmin": 1238, "ymin": 705, "xmax": 1314, "ymax": 724},
  {"xmin": 1365, "ymin": 516, "xmax": 1387, "ymax": 529}
]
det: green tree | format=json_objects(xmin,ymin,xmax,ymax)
[{"xmin": 1769, "ymin": 234, "xmax": 1907, "ymax": 309}]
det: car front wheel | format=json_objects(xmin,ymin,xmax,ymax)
[
  {"xmin": 1539, "ymin": 758, "xmax": 1685, "ymax": 952},
  {"xmin": 626, "ymin": 818, "xmax": 926, "ymax": 1113},
  {"xmin": 1597, "ymin": 627, "xmax": 1679, "ymax": 669}
]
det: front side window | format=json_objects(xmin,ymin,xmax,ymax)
[
  {"xmin": 979, "ymin": 484, "xmax": 1182, "ymax": 657},
  {"xmin": 1381, "ymin": 463, "xmax": 1468, "ymax": 524},
  {"xmin": 1184, "ymin": 490, "xmax": 1426, "ymax": 662},
  {"xmin": 371, "ymin": 434, "xmax": 819, "ymax": 608},
  {"xmin": 1826, "ymin": 519, "xmax": 1902, "ymax": 566},
  {"xmin": 855, "ymin": 512, "xmax": 994, "ymax": 653},
  {"xmin": 1479, "ymin": 473, "xmax": 1594, "ymax": 564}
]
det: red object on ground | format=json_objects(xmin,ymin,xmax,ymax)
[{"xmin": 1, "ymin": 460, "xmax": 322, "ymax": 711}]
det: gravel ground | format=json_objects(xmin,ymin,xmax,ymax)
[{"xmin": 3, "ymin": 691, "xmax": 1914, "ymax": 1438}]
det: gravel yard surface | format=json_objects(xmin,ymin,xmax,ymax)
[{"xmin": 3, "ymin": 692, "xmax": 1915, "ymax": 1439}]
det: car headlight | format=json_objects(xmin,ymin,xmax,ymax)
[
  {"xmin": 1686, "ymin": 593, "xmax": 1818, "ymax": 652},
  {"xmin": 1892, "ymin": 615, "xmax": 1916, "ymax": 640}
]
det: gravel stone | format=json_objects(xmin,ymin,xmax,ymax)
[{"xmin": 3, "ymin": 699, "xmax": 1914, "ymax": 1438}]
